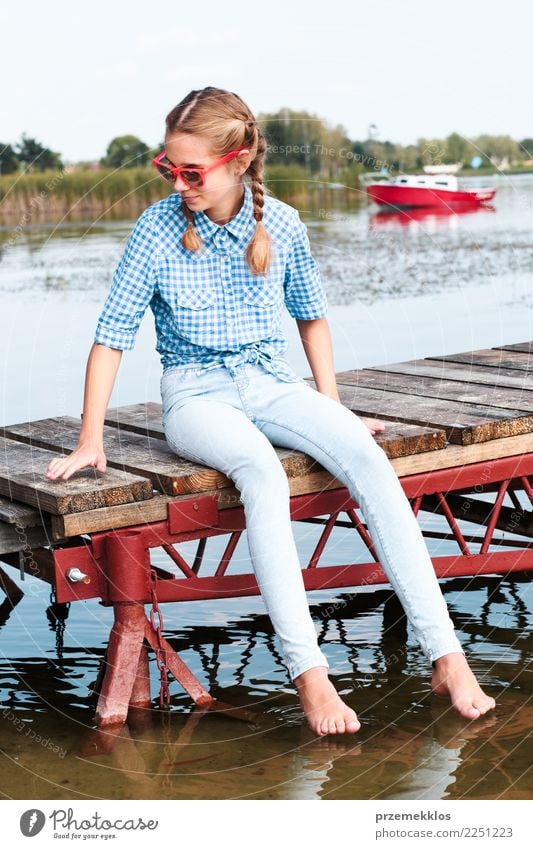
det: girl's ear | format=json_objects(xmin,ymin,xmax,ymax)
[{"xmin": 235, "ymin": 149, "xmax": 252, "ymax": 175}]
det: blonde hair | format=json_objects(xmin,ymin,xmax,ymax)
[{"xmin": 165, "ymin": 86, "xmax": 272, "ymax": 276}]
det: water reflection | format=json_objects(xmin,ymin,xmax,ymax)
[
  {"xmin": 0, "ymin": 573, "xmax": 530, "ymax": 799},
  {"xmin": 369, "ymin": 204, "xmax": 496, "ymax": 231}
]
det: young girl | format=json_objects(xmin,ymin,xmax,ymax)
[{"xmin": 45, "ymin": 86, "xmax": 495, "ymax": 736}]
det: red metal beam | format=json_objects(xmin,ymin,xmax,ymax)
[
  {"xmin": 400, "ymin": 454, "xmax": 533, "ymax": 498},
  {"xmin": 129, "ymin": 549, "xmax": 533, "ymax": 603}
]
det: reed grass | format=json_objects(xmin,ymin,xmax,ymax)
[{"xmin": 0, "ymin": 163, "xmax": 365, "ymax": 220}]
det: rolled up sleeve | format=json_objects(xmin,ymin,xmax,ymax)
[
  {"xmin": 94, "ymin": 210, "xmax": 158, "ymax": 350},
  {"xmin": 283, "ymin": 209, "xmax": 328, "ymax": 320}
]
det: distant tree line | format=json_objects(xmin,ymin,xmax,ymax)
[
  {"xmin": 0, "ymin": 134, "xmax": 161, "ymax": 175},
  {"xmin": 0, "ymin": 133, "xmax": 63, "ymax": 174},
  {"xmin": 2, "ymin": 114, "xmax": 533, "ymax": 177},
  {"xmin": 257, "ymin": 111, "xmax": 533, "ymax": 173}
]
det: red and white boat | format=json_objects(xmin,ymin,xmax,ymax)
[{"xmin": 364, "ymin": 172, "xmax": 496, "ymax": 209}]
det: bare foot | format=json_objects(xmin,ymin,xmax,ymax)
[
  {"xmin": 361, "ymin": 416, "xmax": 386, "ymax": 435},
  {"xmin": 431, "ymin": 652, "xmax": 496, "ymax": 720},
  {"xmin": 294, "ymin": 666, "xmax": 361, "ymax": 736}
]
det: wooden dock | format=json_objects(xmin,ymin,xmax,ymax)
[{"xmin": 1, "ymin": 340, "xmax": 532, "ymax": 726}]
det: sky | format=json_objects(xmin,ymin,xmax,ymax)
[{"xmin": 2, "ymin": 0, "xmax": 532, "ymax": 162}]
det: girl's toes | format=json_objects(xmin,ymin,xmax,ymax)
[
  {"xmin": 463, "ymin": 702, "xmax": 481, "ymax": 719},
  {"xmin": 335, "ymin": 717, "xmax": 346, "ymax": 734},
  {"xmin": 319, "ymin": 718, "xmax": 329, "ymax": 736},
  {"xmin": 473, "ymin": 696, "xmax": 495, "ymax": 715}
]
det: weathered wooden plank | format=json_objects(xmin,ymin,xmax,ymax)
[
  {"xmin": 334, "ymin": 369, "xmax": 533, "ymax": 414},
  {"xmin": 367, "ymin": 359, "xmax": 533, "ymax": 392},
  {"xmin": 5, "ymin": 409, "xmax": 446, "ymax": 506},
  {"xmin": 494, "ymin": 342, "xmax": 533, "ymax": 354},
  {"xmin": 308, "ymin": 382, "xmax": 533, "ymax": 445},
  {"xmin": 4, "ymin": 416, "xmax": 323, "ymax": 496},
  {"xmin": 361, "ymin": 421, "xmax": 447, "ymax": 455},
  {"xmin": 430, "ymin": 349, "xmax": 532, "ymax": 372},
  {"xmin": 0, "ymin": 437, "xmax": 154, "ymax": 516},
  {"xmin": 0, "ymin": 494, "xmax": 43, "ymax": 526},
  {"xmin": 391, "ymin": 431, "xmax": 533, "ymax": 477},
  {"xmin": 104, "ymin": 402, "xmax": 163, "ymax": 436},
  {"xmin": 5, "ymin": 417, "xmax": 235, "ymax": 495},
  {"xmin": 107, "ymin": 402, "xmax": 447, "ymax": 458},
  {"xmin": 0, "ymin": 521, "xmax": 51, "ymax": 556}
]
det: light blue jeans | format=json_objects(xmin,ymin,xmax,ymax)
[{"xmin": 160, "ymin": 360, "xmax": 464, "ymax": 680}]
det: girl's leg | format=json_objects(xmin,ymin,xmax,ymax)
[
  {"xmin": 165, "ymin": 399, "xmax": 326, "ymax": 677},
  {"xmin": 163, "ymin": 393, "xmax": 360, "ymax": 732},
  {"xmin": 247, "ymin": 374, "xmax": 495, "ymax": 719}
]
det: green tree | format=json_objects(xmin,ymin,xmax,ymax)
[
  {"xmin": 351, "ymin": 141, "xmax": 366, "ymax": 157},
  {"xmin": 417, "ymin": 137, "xmax": 446, "ymax": 167},
  {"xmin": 445, "ymin": 132, "xmax": 472, "ymax": 164},
  {"xmin": 0, "ymin": 143, "xmax": 19, "ymax": 175},
  {"xmin": 259, "ymin": 109, "xmax": 352, "ymax": 179},
  {"xmin": 519, "ymin": 138, "xmax": 533, "ymax": 158},
  {"xmin": 101, "ymin": 135, "xmax": 151, "ymax": 169},
  {"xmin": 473, "ymin": 134, "xmax": 520, "ymax": 166},
  {"xmin": 15, "ymin": 133, "xmax": 62, "ymax": 171},
  {"xmin": 399, "ymin": 144, "xmax": 422, "ymax": 171},
  {"xmin": 362, "ymin": 139, "xmax": 398, "ymax": 171}
]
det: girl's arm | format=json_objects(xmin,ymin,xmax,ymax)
[
  {"xmin": 45, "ymin": 343, "xmax": 123, "ymax": 480},
  {"xmin": 296, "ymin": 317, "xmax": 340, "ymax": 401},
  {"xmin": 46, "ymin": 210, "xmax": 157, "ymax": 481},
  {"xmin": 296, "ymin": 317, "xmax": 386, "ymax": 434}
]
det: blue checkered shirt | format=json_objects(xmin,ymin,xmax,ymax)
[{"xmin": 94, "ymin": 182, "xmax": 328, "ymax": 381}]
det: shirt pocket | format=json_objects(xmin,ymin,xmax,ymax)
[
  {"xmin": 241, "ymin": 251, "xmax": 286, "ymax": 310},
  {"xmin": 172, "ymin": 283, "xmax": 217, "ymax": 346},
  {"xmin": 241, "ymin": 280, "xmax": 283, "ymax": 339},
  {"xmin": 176, "ymin": 286, "xmax": 216, "ymax": 311},
  {"xmin": 242, "ymin": 281, "xmax": 283, "ymax": 308}
]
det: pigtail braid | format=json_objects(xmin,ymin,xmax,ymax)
[
  {"xmin": 245, "ymin": 124, "xmax": 272, "ymax": 276},
  {"xmin": 181, "ymin": 199, "xmax": 204, "ymax": 252}
]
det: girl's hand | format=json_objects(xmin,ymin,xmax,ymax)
[
  {"xmin": 360, "ymin": 416, "xmax": 386, "ymax": 435},
  {"xmin": 45, "ymin": 443, "xmax": 107, "ymax": 481},
  {"xmin": 321, "ymin": 393, "xmax": 387, "ymax": 435}
]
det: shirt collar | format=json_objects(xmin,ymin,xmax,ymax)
[{"xmin": 187, "ymin": 182, "xmax": 255, "ymax": 246}]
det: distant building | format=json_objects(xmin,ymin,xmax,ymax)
[
  {"xmin": 489, "ymin": 155, "xmax": 510, "ymax": 170},
  {"xmin": 64, "ymin": 161, "xmax": 102, "ymax": 172}
]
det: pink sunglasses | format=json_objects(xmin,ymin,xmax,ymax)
[{"xmin": 152, "ymin": 146, "xmax": 249, "ymax": 188}]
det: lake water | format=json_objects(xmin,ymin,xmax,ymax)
[{"xmin": 0, "ymin": 174, "xmax": 532, "ymax": 800}]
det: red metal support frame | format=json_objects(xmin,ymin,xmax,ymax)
[
  {"xmin": 480, "ymin": 479, "xmax": 510, "ymax": 554},
  {"xmin": 51, "ymin": 452, "xmax": 533, "ymax": 726},
  {"xmin": 435, "ymin": 491, "xmax": 472, "ymax": 555}
]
